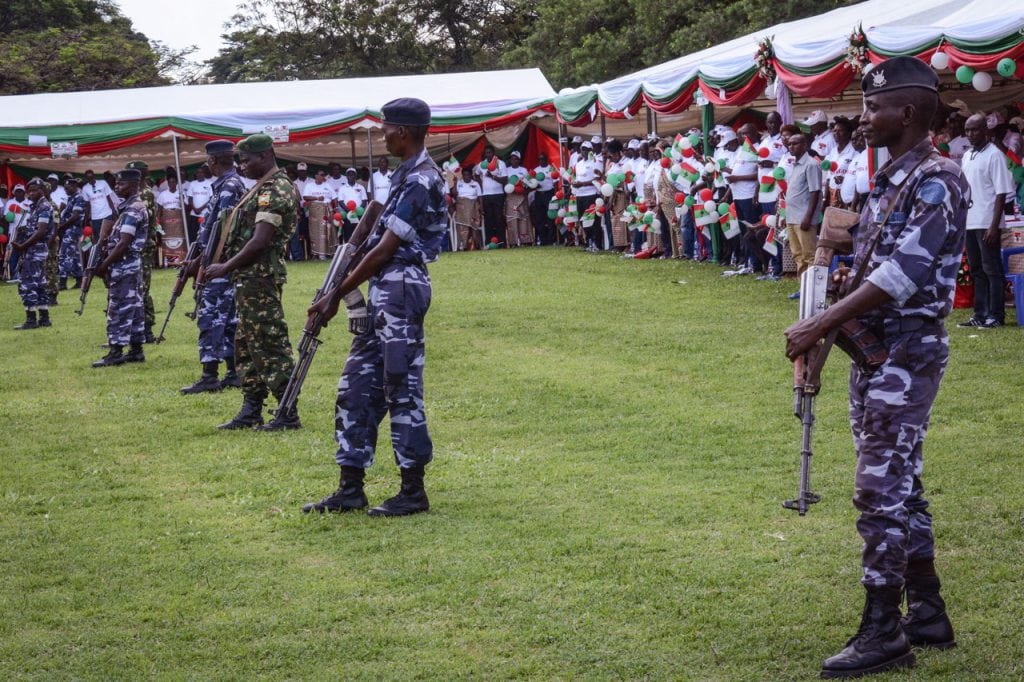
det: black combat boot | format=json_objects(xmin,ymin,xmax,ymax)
[
  {"xmin": 181, "ymin": 361, "xmax": 223, "ymax": 394},
  {"xmin": 902, "ymin": 559, "xmax": 955, "ymax": 649},
  {"xmin": 59, "ymin": 277, "xmax": 68, "ymax": 290},
  {"xmin": 256, "ymin": 405, "xmax": 302, "ymax": 431},
  {"xmin": 92, "ymin": 345, "xmax": 126, "ymax": 368},
  {"xmin": 143, "ymin": 326, "xmax": 156, "ymax": 344},
  {"xmin": 368, "ymin": 464, "xmax": 429, "ymax": 517},
  {"xmin": 71, "ymin": 277, "xmax": 82, "ymax": 289},
  {"xmin": 38, "ymin": 309, "xmax": 52, "ymax": 327},
  {"xmin": 220, "ymin": 356, "xmax": 240, "ymax": 389},
  {"xmin": 821, "ymin": 586, "xmax": 915, "ymax": 678},
  {"xmin": 125, "ymin": 343, "xmax": 146, "ymax": 363},
  {"xmin": 217, "ymin": 397, "xmax": 264, "ymax": 429},
  {"xmin": 302, "ymin": 466, "xmax": 368, "ymax": 513},
  {"xmin": 14, "ymin": 310, "xmax": 38, "ymax": 330}
]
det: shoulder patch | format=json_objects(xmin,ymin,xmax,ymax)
[
  {"xmin": 258, "ymin": 191, "xmax": 271, "ymax": 207},
  {"xmin": 917, "ymin": 179, "xmax": 948, "ymax": 206}
]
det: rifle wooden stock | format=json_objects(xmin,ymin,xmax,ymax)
[{"xmin": 275, "ymin": 200, "xmax": 385, "ymax": 417}]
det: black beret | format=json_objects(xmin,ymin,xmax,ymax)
[
  {"xmin": 117, "ymin": 169, "xmax": 142, "ymax": 182},
  {"xmin": 26, "ymin": 177, "xmax": 47, "ymax": 188},
  {"xmin": 381, "ymin": 97, "xmax": 431, "ymax": 127},
  {"xmin": 861, "ymin": 56, "xmax": 939, "ymax": 96},
  {"xmin": 205, "ymin": 139, "xmax": 235, "ymax": 154}
]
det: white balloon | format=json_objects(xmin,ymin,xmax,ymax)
[
  {"xmin": 671, "ymin": 164, "xmax": 682, "ymax": 175},
  {"xmin": 972, "ymin": 71, "xmax": 993, "ymax": 92},
  {"xmin": 930, "ymin": 51, "xmax": 949, "ymax": 71},
  {"xmin": 504, "ymin": 184, "xmax": 514, "ymax": 194},
  {"xmin": 651, "ymin": 218, "xmax": 662, "ymax": 231},
  {"xmin": 595, "ymin": 198, "xmax": 605, "ymax": 208},
  {"xmin": 704, "ymin": 162, "xmax": 716, "ymax": 174},
  {"xmin": 703, "ymin": 200, "xmax": 716, "ymax": 213},
  {"xmin": 679, "ymin": 137, "xmax": 692, "ymax": 151},
  {"xmin": 557, "ymin": 208, "xmax": 566, "ymax": 218},
  {"xmin": 601, "ymin": 183, "xmax": 614, "ymax": 197},
  {"xmin": 765, "ymin": 215, "xmax": 777, "ymax": 228}
]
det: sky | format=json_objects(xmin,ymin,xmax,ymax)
[{"xmin": 116, "ymin": 0, "xmax": 241, "ymax": 63}]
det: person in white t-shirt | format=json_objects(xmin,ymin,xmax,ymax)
[
  {"xmin": 371, "ymin": 157, "xmax": 392, "ymax": 205},
  {"xmin": 325, "ymin": 163, "xmax": 347, "ymax": 193},
  {"xmin": 474, "ymin": 144, "xmax": 507, "ymax": 245},
  {"xmin": 46, "ymin": 174, "xmax": 68, "ymax": 211},
  {"xmin": 804, "ymin": 110, "xmax": 836, "ymax": 161},
  {"xmin": 824, "ymin": 117, "xmax": 858, "ymax": 207},
  {"xmin": 302, "ymin": 169, "xmax": 336, "ymax": 205},
  {"xmin": 186, "ymin": 167, "xmax": 214, "ymax": 243},
  {"xmin": 3, "ymin": 185, "xmax": 33, "ymax": 280},
  {"xmin": 80, "ymin": 169, "xmax": 116, "ymax": 233},
  {"xmin": 959, "ymin": 113, "xmax": 1016, "ymax": 328},
  {"xmin": 336, "ymin": 170, "xmax": 368, "ymax": 242},
  {"xmin": 156, "ymin": 174, "xmax": 183, "ymax": 220},
  {"xmin": 452, "ymin": 167, "xmax": 482, "ymax": 250},
  {"xmin": 530, "ymin": 152, "xmax": 556, "ymax": 244},
  {"xmin": 572, "ymin": 140, "xmax": 603, "ymax": 250}
]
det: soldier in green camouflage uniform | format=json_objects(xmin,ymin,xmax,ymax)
[
  {"xmin": 126, "ymin": 160, "xmax": 158, "ymax": 343},
  {"xmin": 204, "ymin": 133, "xmax": 298, "ymax": 430}
]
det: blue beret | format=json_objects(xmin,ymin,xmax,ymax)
[
  {"xmin": 205, "ymin": 139, "xmax": 235, "ymax": 154},
  {"xmin": 862, "ymin": 56, "xmax": 938, "ymax": 96},
  {"xmin": 381, "ymin": 97, "xmax": 431, "ymax": 127}
]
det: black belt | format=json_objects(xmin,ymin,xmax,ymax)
[{"xmin": 866, "ymin": 316, "xmax": 940, "ymax": 338}]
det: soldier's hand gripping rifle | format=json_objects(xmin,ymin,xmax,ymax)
[
  {"xmin": 76, "ymin": 217, "xmax": 114, "ymax": 316},
  {"xmin": 155, "ymin": 238, "xmax": 201, "ymax": 342},
  {"xmin": 186, "ymin": 216, "xmax": 214, "ymax": 321},
  {"xmin": 275, "ymin": 200, "xmax": 385, "ymax": 418}
]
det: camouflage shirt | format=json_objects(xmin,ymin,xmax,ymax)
[
  {"xmin": 61, "ymin": 193, "xmax": 87, "ymax": 231},
  {"xmin": 107, "ymin": 193, "xmax": 148, "ymax": 276},
  {"xmin": 20, "ymin": 197, "xmax": 54, "ymax": 262},
  {"xmin": 852, "ymin": 138, "xmax": 969, "ymax": 321},
  {"xmin": 369, "ymin": 148, "xmax": 447, "ymax": 266},
  {"xmin": 222, "ymin": 168, "xmax": 297, "ymax": 284},
  {"xmin": 141, "ymin": 185, "xmax": 158, "ymax": 248}
]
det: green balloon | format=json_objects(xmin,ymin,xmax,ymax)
[
  {"xmin": 688, "ymin": 133, "xmax": 700, "ymax": 147},
  {"xmin": 684, "ymin": 196, "xmax": 695, "ymax": 207},
  {"xmin": 772, "ymin": 167, "xmax": 785, "ymax": 180},
  {"xmin": 955, "ymin": 65, "xmax": 975, "ymax": 84},
  {"xmin": 536, "ymin": 172, "xmax": 545, "ymax": 181},
  {"xmin": 547, "ymin": 210, "xmax": 557, "ymax": 219},
  {"xmin": 717, "ymin": 203, "xmax": 730, "ymax": 216},
  {"xmin": 1013, "ymin": 166, "xmax": 1024, "ymax": 184},
  {"xmin": 508, "ymin": 175, "xmax": 519, "ymax": 185},
  {"xmin": 5, "ymin": 211, "xmax": 14, "ymax": 222},
  {"xmin": 356, "ymin": 205, "xmax": 365, "ymax": 217},
  {"xmin": 997, "ymin": 58, "xmax": 1017, "ymax": 78},
  {"xmin": 643, "ymin": 212, "xmax": 654, "ymax": 224}
]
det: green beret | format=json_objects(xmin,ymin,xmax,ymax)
[
  {"xmin": 237, "ymin": 133, "xmax": 275, "ymax": 153},
  {"xmin": 117, "ymin": 169, "xmax": 142, "ymax": 182},
  {"xmin": 125, "ymin": 160, "xmax": 149, "ymax": 171}
]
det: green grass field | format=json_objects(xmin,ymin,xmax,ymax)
[{"xmin": 1, "ymin": 248, "xmax": 1022, "ymax": 680}]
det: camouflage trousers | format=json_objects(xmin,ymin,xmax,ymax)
[
  {"xmin": 142, "ymin": 244, "xmax": 156, "ymax": 331},
  {"xmin": 45, "ymin": 240, "xmax": 59, "ymax": 303},
  {"xmin": 106, "ymin": 268, "xmax": 145, "ymax": 346},
  {"xmin": 59, "ymin": 226, "xmax": 84, "ymax": 280},
  {"xmin": 197, "ymin": 278, "xmax": 237, "ymax": 363},
  {"xmin": 335, "ymin": 264, "xmax": 433, "ymax": 470},
  {"xmin": 234, "ymin": 276, "xmax": 294, "ymax": 403},
  {"xmin": 17, "ymin": 257, "xmax": 48, "ymax": 310},
  {"xmin": 849, "ymin": 320, "xmax": 948, "ymax": 589}
]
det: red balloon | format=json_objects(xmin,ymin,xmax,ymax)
[
  {"xmin": 674, "ymin": 192, "xmax": 685, "ymax": 203},
  {"xmin": 597, "ymin": 205, "xmax": 605, "ymax": 214},
  {"xmin": 625, "ymin": 171, "xmax": 633, "ymax": 182},
  {"xmin": 638, "ymin": 203, "xmax": 648, "ymax": 213},
  {"xmin": 699, "ymin": 188, "xmax": 713, "ymax": 202},
  {"xmin": 777, "ymin": 179, "xmax": 788, "ymax": 193},
  {"xmin": 346, "ymin": 200, "xmax": 357, "ymax": 211},
  {"xmin": 197, "ymin": 216, "xmax": 204, "ymax": 223},
  {"xmin": 681, "ymin": 147, "xmax": 695, "ymax": 158},
  {"xmin": 82, "ymin": 226, "xmax": 93, "ymax": 237},
  {"xmin": 757, "ymin": 146, "xmax": 770, "ymax": 158},
  {"xmin": 660, "ymin": 157, "xmax": 671, "ymax": 168},
  {"xmin": 555, "ymin": 190, "xmax": 564, "ymax": 200},
  {"xmin": 0, "ymin": 235, "xmax": 8, "ymax": 244},
  {"xmin": 555, "ymin": 217, "xmax": 563, "ymax": 225},
  {"xmin": 830, "ymin": 161, "xmax": 838, "ymax": 172},
  {"xmin": 333, "ymin": 212, "xmax": 342, "ymax": 221}
]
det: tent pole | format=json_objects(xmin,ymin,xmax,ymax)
[
  {"xmin": 349, "ymin": 130, "xmax": 357, "ymax": 170},
  {"xmin": 600, "ymin": 113, "xmax": 609, "ymax": 250},
  {"xmin": 653, "ymin": 111, "xmax": 658, "ymax": 138},
  {"xmin": 171, "ymin": 133, "xmax": 190, "ymax": 251},
  {"xmin": 366, "ymin": 127, "xmax": 375, "ymax": 200}
]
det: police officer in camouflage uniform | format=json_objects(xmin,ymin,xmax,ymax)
[
  {"xmin": 303, "ymin": 98, "xmax": 446, "ymax": 518},
  {"xmin": 126, "ymin": 160, "xmax": 159, "ymax": 343},
  {"xmin": 44, "ymin": 177, "xmax": 64, "ymax": 306},
  {"xmin": 11, "ymin": 178, "xmax": 55, "ymax": 330},
  {"xmin": 180, "ymin": 140, "xmax": 247, "ymax": 394},
  {"xmin": 204, "ymin": 134, "xmax": 297, "ymax": 430},
  {"xmin": 93, "ymin": 169, "xmax": 150, "ymax": 367},
  {"xmin": 58, "ymin": 177, "xmax": 86, "ymax": 289},
  {"xmin": 785, "ymin": 57, "xmax": 968, "ymax": 679}
]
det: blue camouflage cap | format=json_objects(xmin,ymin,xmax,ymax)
[
  {"xmin": 205, "ymin": 139, "xmax": 235, "ymax": 154},
  {"xmin": 381, "ymin": 97, "xmax": 431, "ymax": 127},
  {"xmin": 862, "ymin": 56, "xmax": 939, "ymax": 96}
]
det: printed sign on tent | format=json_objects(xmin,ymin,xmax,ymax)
[
  {"xmin": 50, "ymin": 141, "xmax": 78, "ymax": 158},
  {"xmin": 263, "ymin": 125, "xmax": 290, "ymax": 142}
]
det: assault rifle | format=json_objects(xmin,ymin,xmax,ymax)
[
  {"xmin": 76, "ymin": 217, "xmax": 114, "ymax": 316},
  {"xmin": 275, "ymin": 200, "xmax": 385, "ymax": 418},
  {"xmin": 155, "ymin": 238, "xmax": 201, "ymax": 342}
]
